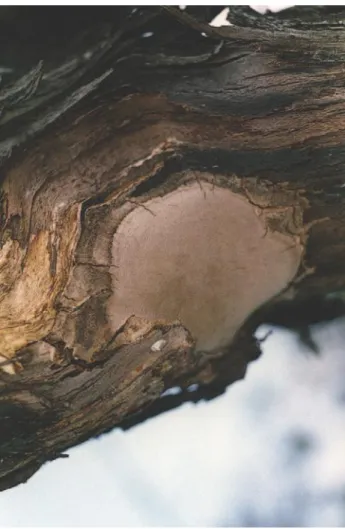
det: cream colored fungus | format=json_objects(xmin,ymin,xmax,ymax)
[{"xmin": 108, "ymin": 182, "xmax": 302, "ymax": 352}]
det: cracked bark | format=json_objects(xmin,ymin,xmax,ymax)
[{"xmin": 1, "ymin": 6, "xmax": 345, "ymax": 491}]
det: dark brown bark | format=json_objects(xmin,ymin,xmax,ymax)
[{"xmin": 1, "ymin": 6, "xmax": 345, "ymax": 491}]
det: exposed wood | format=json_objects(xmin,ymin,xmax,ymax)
[{"xmin": 1, "ymin": 6, "xmax": 345, "ymax": 491}]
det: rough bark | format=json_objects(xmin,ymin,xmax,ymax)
[{"xmin": 1, "ymin": 6, "xmax": 345, "ymax": 491}]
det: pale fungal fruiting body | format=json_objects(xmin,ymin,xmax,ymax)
[{"xmin": 108, "ymin": 182, "xmax": 303, "ymax": 355}]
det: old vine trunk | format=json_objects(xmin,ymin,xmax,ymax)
[{"xmin": 1, "ymin": 6, "xmax": 345, "ymax": 491}]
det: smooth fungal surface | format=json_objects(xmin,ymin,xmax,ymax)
[{"xmin": 108, "ymin": 182, "xmax": 303, "ymax": 352}]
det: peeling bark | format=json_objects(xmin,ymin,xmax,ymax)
[{"xmin": 1, "ymin": 6, "xmax": 345, "ymax": 491}]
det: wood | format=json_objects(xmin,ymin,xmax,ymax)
[{"xmin": 1, "ymin": 6, "xmax": 345, "ymax": 491}]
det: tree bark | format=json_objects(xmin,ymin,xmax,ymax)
[{"xmin": 1, "ymin": 5, "xmax": 345, "ymax": 491}]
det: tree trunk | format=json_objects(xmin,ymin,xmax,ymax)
[{"xmin": 1, "ymin": 5, "xmax": 345, "ymax": 491}]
